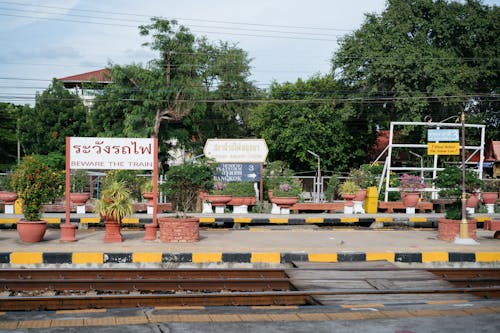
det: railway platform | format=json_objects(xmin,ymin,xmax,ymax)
[{"xmin": 0, "ymin": 212, "xmax": 499, "ymax": 267}]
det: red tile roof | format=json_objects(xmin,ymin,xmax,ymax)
[{"xmin": 58, "ymin": 68, "xmax": 111, "ymax": 83}]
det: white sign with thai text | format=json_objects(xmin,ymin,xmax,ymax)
[
  {"xmin": 204, "ymin": 139, "xmax": 268, "ymax": 163},
  {"xmin": 69, "ymin": 137, "xmax": 154, "ymax": 170}
]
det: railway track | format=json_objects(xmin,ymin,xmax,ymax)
[{"xmin": 0, "ymin": 268, "xmax": 498, "ymax": 311}]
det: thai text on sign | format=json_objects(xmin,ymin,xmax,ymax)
[
  {"xmin": 204, "ymin": 139, "xmax": 268, "ymax": 163},
  {"xmin": 427, "ymin": 142, "xmax": 460, "ymax": 155},
  {"xmin": 69, "ymin": 137, "xmax": 154, "ymax": 170}
]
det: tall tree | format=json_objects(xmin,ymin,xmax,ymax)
[
  {"xmin": 0, "ymin": 103, "xmax": 18, "ymax": 171},
  {"xmin": 248, "ymin": 76, "xmax": 372, "ymax": 173},
  {"xmin": 90, "ymin": 18, "xmax": 257, "ymax": 161},
  {"xmin": 332, "ymin": 0, "xmax": 499, "ymax": 138},
  {"xmin": 18, "ymin": 79, "xmax": 88, "ymax": 156}
]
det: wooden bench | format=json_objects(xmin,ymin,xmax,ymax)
[
  {"xmin": 291, "ymin": 202, "xmax": 345, "ymax": 213},
  {"xmin": 378, "ymin": 201, "xmax": 433, "ymax": 213}
]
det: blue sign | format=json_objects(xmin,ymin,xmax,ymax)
[
  {"xmin": 427, "ymin": 129, "xmax": 459, "ymax": 142},
  {"xmin": 215, "ymin": 163, "xmax": 261, "ymax": 182}
]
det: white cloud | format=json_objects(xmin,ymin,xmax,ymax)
[{"xmin": 0, "ymin": 0, "xmax": 80, "ymax": 30}]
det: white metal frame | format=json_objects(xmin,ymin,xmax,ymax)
[{"xmin": 382, "ymin": 121, "xmax": 485, "ymax": 201}]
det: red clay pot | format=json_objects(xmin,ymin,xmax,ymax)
[{"xmin": 16, "ymin": 220, "xmax": 47, "ymax": 242}]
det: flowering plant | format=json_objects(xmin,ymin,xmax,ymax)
[
  {"xmin": 212, "ymin": 181, "xmax": 226, "ymax": 193},
  {"xmin": 398, "ymin": 174, "xmax": 426, "ymax": 193},
  {"xmin": 273, "ymin": 181, "xmax": 301, "ymax": 197},
  {"xmin": 10, "ymin": 155, "xmax": 64, "ymax": 221}
]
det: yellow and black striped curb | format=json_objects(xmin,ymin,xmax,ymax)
[
  {"xmin": 2, "ymin": 251, "xmax": 499, "ymax": 265},
  {"xmin": 0, "ymin": 215, "xmax": 496, "ymax": 226},
  {"xmin": 0, "ymin": 304, "xmax": 499, "ymax": 329}
]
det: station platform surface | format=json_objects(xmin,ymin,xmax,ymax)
[{"xmin": 1, "ymin": 212, "xmax": 499, "ymax": 267}]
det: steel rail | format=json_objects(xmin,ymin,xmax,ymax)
[
  {"xmin": 1, "ymin": 287, "xmax": 499, "ymax": 311},
  {"xmin": 0, "ymin": 268, "xmax": 287, "ymax": 280},
  {"xmin": 0, "ymin": 278, "xmax": 291, "ymax": 292}
]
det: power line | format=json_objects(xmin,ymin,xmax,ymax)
[{"xmin": 0, "ymin": 1, "xmax": 354, "ymax": 32}]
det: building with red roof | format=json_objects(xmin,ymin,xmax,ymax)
[{"xmin": 58, "ymin": 69, "xmax": 111, "ymax": 107}]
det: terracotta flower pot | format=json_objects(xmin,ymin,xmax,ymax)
[
  {"xmin": 401, "ymin": 192, "xmax": 420, "ymax": 208},
  {"xmin": 205, "ymin": 194, "xmax": 232, "ymax": 206},
  {"xmin": 466, "ymin": 193, "xmax": 479, "ymax": 208},
  {"xmin": 271, "ymin": 196, "xmax": 298, "ymax": 208},
  {"xmin": 228, "ymin": 197, "xmax": 256, "ymax": 206},
  {"xmin": 69, "ymin": 192, "xmax": 90, "ymax": 205},
  {"xmin": 354, "ymin": 189, "xmax": 367, "ymax": 201},
  {"xmin": 482, "ymin": 192, "xmax": 498, "ymax": 205},
  {"xmin": 143, "ymin": 192, "xmax": 155, "ymax": 206},
  {"xmin": 0, "ymin": 191, "xmax": 18, "ymax": 205},
  {"xmin": 16, "ymin": 220, "xmax": 47, "ymax": 242}
]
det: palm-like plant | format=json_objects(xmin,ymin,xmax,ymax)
[{"xmin": 95, "ymin": 181, "xmax": 133, "ymax": 224}]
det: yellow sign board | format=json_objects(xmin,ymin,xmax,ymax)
[{"xmin": 427, "ymin": 142, "xmax": 460, "ymax": 155}]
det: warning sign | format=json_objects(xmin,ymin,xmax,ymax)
[{"xmin": 427, "ymin": 142, "xmax": 460, "ymax": 155}]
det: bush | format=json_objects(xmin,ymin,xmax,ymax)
[
  {"xmin": 161, "ymin": 161, "xmax": 214, "ymax": 213},
  {"xmin": 10, "ymin": 155, "xmax": 64, "ymax": 221}
]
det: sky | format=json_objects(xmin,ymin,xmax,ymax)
[{"xmin": 0, "ymin": 0, "xmax": 498, "ymax": 105}]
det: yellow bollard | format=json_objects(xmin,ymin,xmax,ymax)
[
  {"xmin": 365, "ymin": 186, "xmax": 378, "ymax": 214},
  {"xmin": 14, "ymin": 198, "xmax": 23, "ymax": 215}
]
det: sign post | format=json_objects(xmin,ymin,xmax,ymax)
[
  {"xmin": 204, "ymin": 139, "xmax": 268, "ymax": 201},
  {"xmin": 63, "ymin": 137, "xmax": 157, "ymax": 242}
]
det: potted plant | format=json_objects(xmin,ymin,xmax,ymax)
[
  {"xmin": 338, "ymin": 180, "xmax": 360, "ymax": 214},
  {"xmin": 398, "ymin": 174, "xmax": 427, "ymax": 209},
  {"xmin": 224, "ymin": 181, "xmax": 257, "ymax": 213},
  {"xmin": 481, "ymin": 178, "xmax": 499, "ymax": 213},
  {"xmin": 141, "ymin": 179, "xmax": 155, "ymax": 213},
  {"xmin": 69, "ymin": 169, "xmax": 90, "ymax": 213},
  {"xmin": 0, "ymin": 172, "xmax": 17, "ymax": 214},
  {"xmin": 434, "ymin": 166, "xmax": 482, "ymax": 241},
  {"xmin": 159, "ymin": 161, "xmax": 213, "ymax": 242},
  {"xmin": 270, "ymin": 181, "xmax": 302, "ymax": 213},
  {"xmin": 10, "ymin": 155, "xmax": 64, "ymax": 242},
  {"xmin": 94, "ymin": 180, "xmax": 133, "ymax": 243},
  {"xmin": 204, "ymin": 181, "xmax": 232, "ymax": 214}
]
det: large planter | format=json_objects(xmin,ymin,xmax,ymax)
[
  {"xmin": 69, "ymin": 192, "xmax": 90, "ymax": 206},
  {"xmin": 482, "ymin": 192, "xmax": 498, "ymax": 205},
  {"xmin": 16, "ymin": 220, "xmax": 47, "ymax": 242},
  {"xmin": 158, "ymin": 217, "xmax": 199, "ymax": 242},
  {"xmin": 401, "ymin": 192, "xmax": 420, "ymax": 208},
  {"xmin": 271, "ymin": 196, "xmax": 298, "ymax": 208},
  {"xmin": 438, "ymin": 218, "xmax": 477, "ymax": 241},
  {"xmin": 103, "ymin": 220, "xmax": 123, "ymax": 243},
  {"xmin": 228, "ymin": 197, "xmax": 256, "ymax": 206},
  {"xmin": 0, "ymin": 191, "xmax": 18, "ymax": 205},
  {"xmin": 205, "ymin": 194, "xmax": 232, "ymax": 206}
]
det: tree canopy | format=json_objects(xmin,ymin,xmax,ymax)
[
  {"xmin": 18, "ymin": 79, "xmax": 88, "ymax": 157},
  {"xmin": 331, "ymin": 0, "xmax": 499, "ymax": 139},
  {"xmin": 89, "ymin": 18, "xmax": 258, "ymax": 163},
  {"xmin": 248, "ymin": 76, "xmax": 374, "ymax": 172}
]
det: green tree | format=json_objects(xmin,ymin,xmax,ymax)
[
  {"xmin": 90, "ymin": 18, "xmax": 257, "ymax": 162},
  {"xmin": 248, "ymin": 76, "xmax": 372, "ymax": 172},
  {"xmin": 18, "ymin": 79, "xmax": 88, "ymax": 156},
  {"xmin": 331, "ymin": 0, "xmax": 499, "ymax": 139},
  {"xmin": 0, "ymin": 103, "xmax": 19, "ymax": 170}
]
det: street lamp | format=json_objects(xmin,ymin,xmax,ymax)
[
  {"xmin": 307, "ymin": 150, "xmax": 321, "ymax": 203},
  {"xmin": 455, "ymin": 103, "xmax": 478, "ymax": 245}
]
